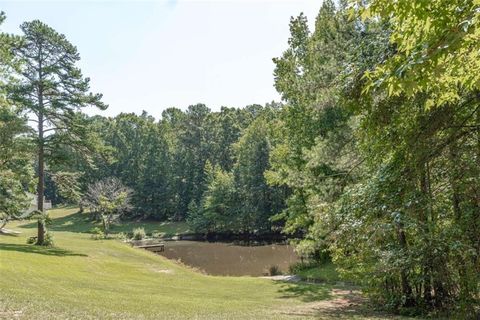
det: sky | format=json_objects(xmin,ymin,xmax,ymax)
[{"xmin": 1, "ymin": 0, "xmax": 321, "ymax": 119}]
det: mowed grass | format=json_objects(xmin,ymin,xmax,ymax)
[
  {"xmin": 16, "ymin": 207, "xmax": 190, "ymax": 237},
  {"xmin": 0, "ymin": 208, "xmax": 411, "ymax": 320},
  {"xmin": 294, "ymin": 262, "xmax": 341, "ymax": 284}
]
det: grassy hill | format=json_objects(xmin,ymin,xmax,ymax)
[{"xmin": 0, "ymin": 208, "xmax": 411, "ymax": 320}]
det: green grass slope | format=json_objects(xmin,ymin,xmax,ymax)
[
  {"xmin": 16, "ymin": 207, "xmax": 190, "ymax": 237},
  {"xmin": 0, "ymin": 208, "xmax": 410, "ymax": 320}
]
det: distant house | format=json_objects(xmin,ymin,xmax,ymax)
[{"xmin": 25, "ymin": 193, "xmax": 52, "ymax": 214}]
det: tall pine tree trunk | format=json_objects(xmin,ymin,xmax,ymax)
[
  {"xmin": 36, "ymin": 111, "xmax": 46, "ymax": 245},
  {"xmin": 35, "ymin": 48, "xmax": 47, "ymax": 246}
]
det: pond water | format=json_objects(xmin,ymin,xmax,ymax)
[{"xmin": 155, "ymin": 240, "xmax": 299, "ymax": 276}]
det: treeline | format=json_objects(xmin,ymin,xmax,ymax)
[
  {"xmin": 1, "ymin": 0, "xmax": 479, "ymax": 317},
  {"xmin": 47, "ymin": 104, "xmax": 288, "ymax": 235}
]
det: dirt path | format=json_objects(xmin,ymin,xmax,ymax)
[
  {"xmin": 266, "ymin": 277, "xmax": 406, "ymax": 319},
  {"xmin": 280, "ymin": 288, "xmax": 366, "ymax": 317}
]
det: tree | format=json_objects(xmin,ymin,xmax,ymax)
[
  {"xmin": 82, "ymin": 178, "xmax": 132, "ymax": 237},
  {"xmin": 209, "ymin": 106, "xmax": 261, "ymax": 171},
  {"xmin": 100, "ymin": 112, "xmax": 174, "ymax": 219},
  {"xmin": 9, "ymin": 20, "xmax": 107, "ymax": 245},
  {"xmin": 334, "ymin": 0, "xmax": 480, "ymax": 314},
  {"xmin": 0, "ymin": 106, "xmax": 33, "ymax": 230},
  {"xmin": 176, "ymin": 104, "xmax": 212, "ymax": 218},
  {"xmin": 268, "ymin": 1, "xmax": 359, "ymax": 252},
  {"xmin": 136, "ymin": 116, "xmax": 173, "ymax": 219},
  {"xmin": 0, "ymin": 12, "xmax": 33, "ymax": 230},
  {"xmin": 187, "ymin": 162, "xmax": 236, "ymax": 234},
  {"xmin": 233, "ymin": 116, "xmax": 285, "ymax": 234},
  {"xmin": 356, "ymin": 0, "xmax": 480, "ymax": 108},
  {"xmin": 186, "ymin": 107, "xmax": 288, "ymax": 236}
]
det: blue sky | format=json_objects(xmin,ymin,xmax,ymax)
[{"xmin": 1, "ymin": 1, "xmax": 321, "ymax": 119}]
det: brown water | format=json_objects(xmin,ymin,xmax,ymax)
[{"xmin": 155, "ymin": 241, "xmax": 299, "ymax": 276}]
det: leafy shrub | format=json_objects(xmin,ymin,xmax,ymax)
[
  {"xmin": 132, "ymin": 227, "xmax": 146, "ymax": 240},
  {"xmin": 268, "ymin": 265, "xmax": 281, "ymax": 276},
  {"xmin": 90, "ymin": 227, "xmax": 105, "ymax": 240},
  {"xmin": 116, "ymin": 232, "xmax": 127, "ymax": 240},
  {"xmin": 288, "ymin": 261, "xmax": 312, "ymax": 274},
  {"xmin": 151, "ymin": 232, "xmax": 162, "ymax": 239},
  {"xmin": 26, "ymin": 236, "xmax": 36, "ymax": 244},
  {"xmin": 26, "ymin": 232, "xmax": 54, "ymax": 246},
  {"xmin": 43, "ymin": 232, "xmax": 54, "ymax": 246}
]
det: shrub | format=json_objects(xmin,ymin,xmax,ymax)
[
  {"xmin": 43, "ymin": 232, "xmax": 54, "ymax": 246},
  {"xmin": 116, "ymin": 232, "xmax": 127, "ymax": 241},
  {"xmin": 288, "ymin": 261, "xmax": 312, "ymax": 274},
  {"xmin": 26, "ymin": 236, "xmax": 36, "ymax": 244},
  {"xmin": 27, "ymin": 232, "xmax": 54, "ymax": 246},
  {"xmin": 268, "ymin": 265, "xmax": 281, "ymax": 276},
  {"xmin": 132, "ymin": 227, "xmax": 146, "ymax": 240},
  {"xmin": 151, "ymin": 232, "xmax": 162, "ymax": 239},
  {"xmin": 90, "ymin": 227, "xmax": 105, "ymax": 240}
]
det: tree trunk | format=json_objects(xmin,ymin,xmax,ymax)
[
  {"xmin": 448, "ymin": 142, "xmax": 470, "ymax": 304},
  {"xmin": 35, "ymin": 47, "xmax": 47, "ymax": 246},
  {"xmin": 397, "ymin": 225, "xmax": 415, "ymax": 307},
  {"xmin": 419, "ymin": 165, "xmax": 433, "ymax": 307},
  {"xmin": 36, "ymin": 111, "xmax": 46, "ymax": 245},
  {"xmin": 476, "ymin": 104, "xmax": 480, "ymax": 267},
  {"xmin": 102, "ymin": 215, "xmax": 108, "ymax": 238}
]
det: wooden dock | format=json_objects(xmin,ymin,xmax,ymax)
[{"xmin": 134, "ymin": 243, "xmax": 165, "ymax": 252}]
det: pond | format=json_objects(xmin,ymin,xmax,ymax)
[{"xmin": 155, "ymin": 240, "xmax": 299, "ymax": 276}]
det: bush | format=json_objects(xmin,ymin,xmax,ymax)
[
  {"xmin": 116, "ymin": 232, "xmax": 127, "ymax": 241},
  {"xmin": 288, "ymin": 261, "xmax": 312, "ymax": 274},
  {"xmin": 132, "ymin": 227, "xmax": 146, "ymax": 240},
  {"xmin": 267, "ymin": 265, "xmax": 281, "ymax": 276},
  {"xmin": 43, "ymin": 232, "xmax": 54, "ymax": 246},
  {"xmin": 26, "ymin": 236, "xmax": 36, "ymax": 244},
  {"xmin": 90, "ymin": 227, "xmax": 105, "ymax": 240},
  {"xmin": 26, "ymin": 232, "xmax": 54, "ymax": 246},
  {"xmin": 151, "ymin": 232, "xmax": 162, "ymax": 239}
]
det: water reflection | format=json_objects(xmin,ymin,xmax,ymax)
[{"xmin": 155, "ymin": 240, "xmax": 299, "ymax": 276}]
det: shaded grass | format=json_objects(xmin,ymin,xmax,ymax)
[
  {"xmin": 0, "ymin": 243, "xmax": 87, "ymax": 257},
  {"xmin": 276, "ymin": 281, "xmax": 333, "ymax": 302}
]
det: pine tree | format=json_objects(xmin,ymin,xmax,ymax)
[{"xmin": 9, "ymin": 20, "xmax": 106, "ymax": 245}]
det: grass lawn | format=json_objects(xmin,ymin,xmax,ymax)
[
  {"xmin": 293, "ymin": 262, "xmax": 341, "ymax": 284},
  {"xmin": 16, "ymin": 207, "xmax": 191, "ymax": 237},
  {"xmin": 0, "ymin": 208, "xmax": 413, "ymax": 319}
]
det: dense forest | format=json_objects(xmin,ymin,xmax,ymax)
[
  {"xmin": 1, "ymin": 0, "xmax": 479, "ymax": 318},
  {"xmin": 49, "ymin": 103, "xmax": 288, "ymax": 236}
]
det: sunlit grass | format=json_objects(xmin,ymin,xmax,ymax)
[
  {"xmin": 16, "ymin": 206, "xmax": 190, "ymax": 237},
  {"xmin": 294, "ymin": 262, "xmax": 341, "ymax": 284}
]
